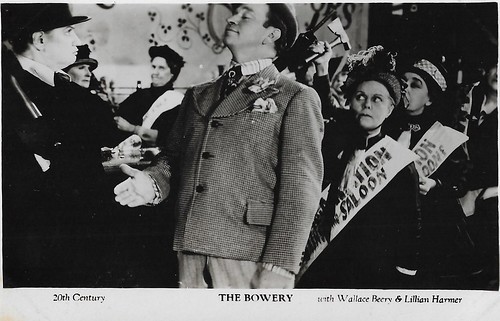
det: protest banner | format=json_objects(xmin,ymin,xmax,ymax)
[
  {"xmin": 411, "ymin": 121, "xmax": 469, "ymax": 178},
  {"xmin": 298, "ymin": 136, "xmax": 417, "ymax": 278}
]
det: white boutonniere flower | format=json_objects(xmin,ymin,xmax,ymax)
[
  {"xmin": 247, "ymin": 77, "xmax": 276, "ymax": 94},
  {"xmin": 252, "ymin": 97, "xmax": 278, "ymax": 114}
]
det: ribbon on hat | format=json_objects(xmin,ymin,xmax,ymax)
[{"xmin": 413, "ymin": 59, "xmax": 447, "ymax": 91}]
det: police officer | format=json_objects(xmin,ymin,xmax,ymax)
[{"xmin": 2, "ymin": 3, "xmax": 123, "ymax": 287}]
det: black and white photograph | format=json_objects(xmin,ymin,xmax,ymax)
[{"xmin": 1, "ymin": 1, "xmax": 499, "ymax": 320}]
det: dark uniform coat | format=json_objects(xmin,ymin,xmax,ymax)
[{"xmin": 2, "ymin": 51, "xmax": 124, "ymax": 287}]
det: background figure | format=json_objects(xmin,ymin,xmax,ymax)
[
  {"xmin": 62, "ymin": 44, "xmax": 115, "ymax": 105},
  {"xmin": 63, "ymin": 44, "xmax": 97, "ymax": 88},
  {"xmin": 297, "ymin": 46, "xmax": 421, "ymax": 289},
  {"xmin": 114, "ymin": 3, "xmax": 323, "ymax": 289},
  {"xmin": 330, "ymin": 69, "xmax": 348, "ymax": 110},
  {"xmin": 2, "ymin": 3, "xmax": 124, "ymax": 287},
  {"xmin": 114, "ymin": 45, "xmax": 185, "ymax": 147},
  {"xmin": 392, "ymin": 56, "xmax": 479, "ymax": 289},
  {"xmin": 463, "ymin": 62, "xmax": 499, "ymax": 290}
]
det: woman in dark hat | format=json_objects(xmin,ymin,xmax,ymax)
[
  {"xmin": 393, "ymin": 57, "xmax": 481, "ymax": 288},
  {"xmin": 114, "ymin": 44, "xmax": 185, "ymax": 147},
  {"xmin": 62, "ymin": 44, "xmax": 115, "ymax": 105},
  {"xmin": 63, "ymin": 44, "xmax": 98, "ymax": 89},
  {"xmin": 297, "ymin": 46, "xmax": 421, "ymax": 289}
]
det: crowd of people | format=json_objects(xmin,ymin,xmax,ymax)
[
  {"xmin": 1, "ymin": 3, "xmax": 497, "ymax": 290},
  {"xmin": 297, "ymin": 44, "xmax": 498, "ymax": 290}
]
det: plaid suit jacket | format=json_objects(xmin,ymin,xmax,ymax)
[{"xmin": 145, "ymin": 64, "xmax": 323, "ymax": 273}]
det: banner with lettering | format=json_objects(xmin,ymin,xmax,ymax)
[
  {"xmin": 411, "ymin": 121, "xmax": 469, "ymax": 178},
  {"xmin": 298, "ymin": 137, "xmax": 417, "ymax": 279}
]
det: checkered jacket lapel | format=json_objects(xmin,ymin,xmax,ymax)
[
  {"xmin": 190, "ymin": 79, "xmax": 221, "ymax": 116},
  {"xmin": 192, "ymin": 64, "xmax": 281, "ymax": 118}
]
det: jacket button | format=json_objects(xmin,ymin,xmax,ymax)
[
  {"xmin": 211, "ymin": 120, "xmax": 222, "ymax": 128},
  {"xmin": 196, "ymin": 185, "xmax": 204, "ymax": 193},
  {"xmin": 202, "ymin": 152, "xmax": 212, "ymax": 159}
]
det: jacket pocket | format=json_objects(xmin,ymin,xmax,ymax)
[{"xmin": 245, "ymin": 199, "xmax": 274, "ymax": 226}]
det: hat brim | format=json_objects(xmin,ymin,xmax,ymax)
[
  {"xmin": 41, "ymin": 15, "xmax": 90, "ymax": 31},
  {"xmin": 405, "ymin": 65, "xmax": 444, "ymax": 93},
  {"xmin": 64, "ymin": 58, "xmax": 98, "ymax": 71}
]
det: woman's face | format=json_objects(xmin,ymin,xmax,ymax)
[
  {"xmin": 150, "ymin": 56, "xmax": 173, "ymax": 87},
  {"xmin": 67, "ymin": 63, "xmax": 92, "ymax": 88},
  {"xmin": 486, "ymin": 66, "xmax": 497, "ymax": 92},
  {"xmin": 351, "ymin": 80, "xmax": 394, "ymax": 136},
  {"xmin": 403, "ymin": 71, "xmax": 431, "ymax": 115}
]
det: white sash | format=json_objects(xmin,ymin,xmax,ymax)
[{"xmin": 141, "ymin": 90, "xmax": 184, "ymax": 129}]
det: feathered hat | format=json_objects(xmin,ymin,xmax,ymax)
[{"xmin": 343, "ymin": 45, "xmax": 402, "ymax": 106}]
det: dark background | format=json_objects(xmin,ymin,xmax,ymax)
[{"xmin": 368, "ymin": 2, "xmax": 498, "ymax": 85}]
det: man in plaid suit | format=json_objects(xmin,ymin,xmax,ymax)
[{"xmin": 115, "ymin": 3, "xmax": 323, "ymax": 288}]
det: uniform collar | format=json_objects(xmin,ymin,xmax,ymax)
[
  {"xmin": 16, "ymin": 55, "xmax": 71, "ymax": 87},
  {"xmin": 354, "ymin": 131, "xmax": 384, "ymax": 150}
]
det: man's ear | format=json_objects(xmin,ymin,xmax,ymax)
[
  {"xmin": 263, "ymin": 27, "xmax": 281, "ymax": 45},
  {"xmin": 32, "ymin": 31, "xmax": 45, "ymax": 50}
]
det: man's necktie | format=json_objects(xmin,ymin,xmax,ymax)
[{"xmin": 220, "ymin": 66, "xmax": 243, "ymax": 99}]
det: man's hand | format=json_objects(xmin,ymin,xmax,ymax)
[
  {"xmin": 309, "ymin": 41, "xmax": 333, "ymax": 77},
  {"xmin": 114, "ymin": 164, "xmax": 156, "ymax": 207},
  {"xmin": 419, "ymin": 177, "xmax": 437, "ymax": 195},
  {"xmin": 250, "ymin": 264, "xmax": 294, "ymax": 289}
]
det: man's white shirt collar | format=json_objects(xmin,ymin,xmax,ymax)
[{"xmin": 230, "ymin": 59, "xmax": 273, "ymax": 76}]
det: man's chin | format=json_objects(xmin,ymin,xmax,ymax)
[{"xmin": 222, "ymin": 34, "xmax": 236, "ymax": 47}]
